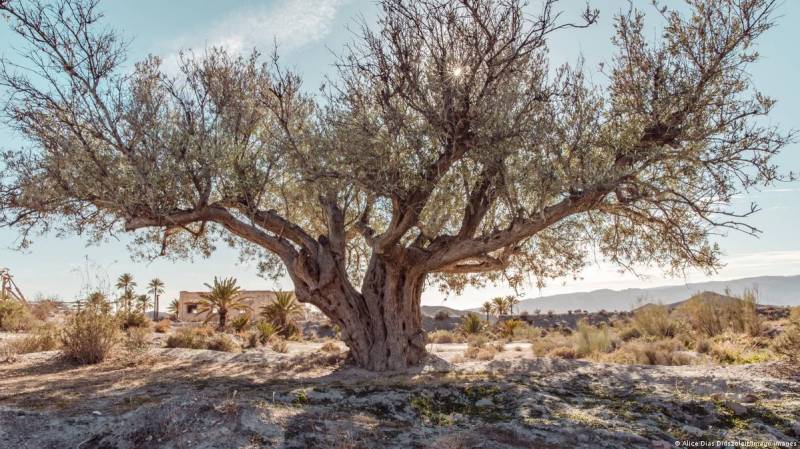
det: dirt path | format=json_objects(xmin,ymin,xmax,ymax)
[{"xmin": 1, "ymin": 347, "xmax": 798, "ymax": 448}]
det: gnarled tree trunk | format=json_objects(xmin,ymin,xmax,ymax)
[{"xmin": 294, "ymin": 253, "xmax": 427, "ymax": 371}]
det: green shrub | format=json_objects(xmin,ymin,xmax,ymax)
[
  {"xmin": 61, "ymin": 308, "xmax": 119, "ymax": 364},
  {"xmin": 255, "ymin": 320, "xmax": 279, "ymax": 345},
  {"xmin": 228, "ymin": 314, "xmax": 252, "ymax": 333},
  {"xmin": 460, "ymin": 313, "xmax": 483, "ymax": 335},
  {"xmin": 575, "ymin": 320, "xmax": 615, "ymax": 358},
  {"xmin": 496, "ymin": 319, "xmax": 525, "ymax": 339}
]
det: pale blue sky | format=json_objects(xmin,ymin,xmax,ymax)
[{"xmin": 0, "ymin": 0, "xmax": 798, "ymax": 309}]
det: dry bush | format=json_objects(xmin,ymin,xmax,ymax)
[
  {"xmin": 466, "ymin": 334, "xmax": 488, "ymax": 347},
  {"xmin": 574, "ymin": 320, "xmax": 615, "ymax": 358},
  {"xmin": 61, "ymin": 308, "xmax": 119, "ymax": 364},
  {"xmin": 428, "ymin": 330, "xmax": 464, "ymax": 344},
  {"xmin": 118, "ymin": 311, "xmax": 150, "ymax": 330},
  {"xmin": 319, "ymin": 341, "xmax": 341, "ymax": 353},
  {"xmin": 496, "ymin": 319, "xmax": 525, "ymax": 339},
  {"xmin": 492, "ymin": 341, "xmax": 505, "ymax": 352},
  {"xmin": 153, "ymin": 319, "xmax": 171, "ymax": 333},
  {"xmin": 772, "ymin": 325, "xmax": 800, "ymax": 362},
  {"xmin": 0, "ymin": 300, "xmax": 36, "ymax": 332},
  {"xmin": 166, "ymin": 327, "xmax": 210, "ymax": 349},
  {"xmin": 694, "ymin": 338, "xmax": 711, "ymax": 354},
  {"xmin": 6, "ymin": 325, "xmax": 60, "ymax": 354},
  {"xmin": 28, "ymin": 298, "xmax": 60, "ymax": 321},
  {"xmin": 679, "ymin": 290, "xmax": 761, "ymax": 337},
  {"xmin": 512, "ymin": 324, "xmax": 542, "ymax": 341},
  {"xmin": 709, "ymin": 334, "xmax": 774, "ymax": 364},
  {"xmin": 434, "ymin": 310, "xmax": 450, "ymax": 321},
  {"xmin": 546, "ymin": 346, "xmax": 576, "ymax": 359},
  {"xmin": 123, "ymin": 326, "xmax": 151, "ymax": 353},
  {"xmin": 605, "ymin": 339, "xmax": 691, "ymax": 365},
  {"xmin": 206, "ymin": 334, "xmax": 240, "ymax": 352},
  {"xmin": 632, "ymin": 304, "xmax": 677, "ymax": 338},
  {"xmin": 789, "ymin": 306, "xmax": 800, "ymax": 324},
  {"xmin": 271, "ymin": 338, "xmax": 289, "ymax": 353},
  {"xmin": 618, "ymin": 326, "xmax": 641, "ymax": 342},
  {"xmin": 463, "ymin": 344, "xmax": 497, "ymax": 361},
  {"xmin": 530, "ymin": 333, "xmax": 572, "ymax": 356}
]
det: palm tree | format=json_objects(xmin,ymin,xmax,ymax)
[
  {"xmin": 506, "ymin": 295, "xmax": 520, "ymax": 316},
  {"xmin": 167, "ymin": 298, "xmax": 180, "ymax": 320},
  {"xmin": 148, "ymin": 278, "xmax": 165, "ymax": 320},
  {"xmin": 491, "ymin": 296, "xmax": 509, "ymax": 316},
  {"xmin": 198, "ymin": 277, "xmax": 251, "ymax": 330},
  {"xmin": 136, "ymin": 294, "xmax": 150, "ymax": 313},
  {"xmin": 481, "ymin": 302, "xmax": 494, "ymax": 321},
  {"xmin": 261, "ymin": 291, "xmax": 303, "ymax": 337},
  {"xmin": 115, "ymin": 273, "xmax": 136, "ymax": 312}
]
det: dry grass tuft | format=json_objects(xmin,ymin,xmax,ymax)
[
  {"xmin": 61, "ymin": 308, "xmax": 119, "ymax": 364},
  {"xmin": 153, "ymin": 319, "xmax": 171, "ymax": 333}
]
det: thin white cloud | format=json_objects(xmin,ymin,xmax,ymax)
[{"xmin": 161, "ymin": 0, "xmax": 347, "ymax": 71}]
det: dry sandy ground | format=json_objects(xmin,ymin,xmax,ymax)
[{"xmin": 0, "ymin": 343, "xmax": 798, "ymax": 449}]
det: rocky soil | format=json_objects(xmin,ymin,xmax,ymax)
[{"xmin": 1, "ymin": 345, "xmax": 798, "ymax": 449}]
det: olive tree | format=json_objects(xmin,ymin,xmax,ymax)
[{"xmin": 0, "ymin": 0, "xmax": 790, "ymax": 370}]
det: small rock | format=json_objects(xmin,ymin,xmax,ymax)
[
  {"xmin": 725, "ymin": 401, "xmax": 748, "ymax": 416},
  {"xmin": 651, "ymin": 441, "xmax": 673, "ymax": 449},
  {"xmin": 91, "ymin": 411, "xmax": 102, "ymax": 416},
  {"xmin": 474, "ymin": 398, "xmax": 493, "ymax": 407},
  {"xmin": 681, "ymin": 425, "xmax": 703, "ymax": 437},
  {"xmin": 741, "ymin": 394, "xmax": 759, "ymax": 404},
  {"xmin": 792, "ymin": 422, "xmax": 800, "ymax": 437}
]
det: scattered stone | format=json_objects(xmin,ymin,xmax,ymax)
[
  {"xmin": 725, "ymin": 401, "xmax": 749, "ymax": 416},
  {"xmin": 474, "ymin": 398, "xmax": 493, "ymax": 407},
  {"xmin": 681, "ymin": 425, "xmax": 704, "ymax": 437}
]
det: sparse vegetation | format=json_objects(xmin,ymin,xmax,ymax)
[
  {"xmin": 61, "ymin": 299, "xmax": 120, "ymax": 364},
  {"xmin": 0, "ymin": 299, "xmax": 36, "ymax": 331},
  {"xmin": 5, "ymin": 325, "xmax": 60, "ymax": 354},
  {"xmin": 198, "ymin": 277, "xmax": 252, "ymax": 331},
  {"xmin": 153, "ymin": 319, "xmax": 171, "ymax": 333},
  {"xmin": 460, "ymin": 313, "xmax": 483, "ymax": 335},
  {"xmin": 261, "ymin": 292, "xmax": 303, "ymax": 338},
  {"xmin": 574, "ymin": 320, "xmax": 615, "ymax": 358},
  {"xmin": 271, "ymin": 338, "xmax": 289, "ymax": 353},
  {"xmin": 255, "ymin": 320, "xmax": 279, "ymax": 345},
  {"xmin": 632, "ymin": 304, "xmax": 677, "ymax": 338}
]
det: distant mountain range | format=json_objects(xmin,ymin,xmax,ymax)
[{"xmin": 420, "ymin": 274, "xmax": 800, "ymax": 316}]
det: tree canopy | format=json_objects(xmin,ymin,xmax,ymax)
[{"xmin": 0, "ymin": 0, "xmax": 791, "ymax": 369}]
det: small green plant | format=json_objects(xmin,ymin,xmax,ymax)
[
  {"xmin": 255, "ymin": 320, "xmax": 279, "ymax": 345},
  {"xmin": 261, "ymin": 291, "xmax": 303, "ymax": 338},
  {"xmin": 228, "ymin": 313, "xmax": 252, "ymax": 333},
  {"xmin": 117, "ymin": 311, "xmax": 149, "ymax": 330},
  {"xmin": 496, "ymin": 319, "xmax": 524, "ymax": 339},
  {"xmin": 460, "ymin": 313, "xmax": 483, "ymax": 335}
]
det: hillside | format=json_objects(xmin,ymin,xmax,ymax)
[{"xmin": 485, "ymin": 274, "xmax": 800, "ymax": 314}]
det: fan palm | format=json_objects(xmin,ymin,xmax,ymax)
[
  {"xmin": 198, "ymin": 277, "xmax": 251, "ymax": 330},
  {"xmin": 167, "ymin": 299, "xmax": 180, "ymax": 320},
  {"xmin": 491, "ymin": 296, "xmax": 509, "ymax": 316},
  {"xmin": 261, "ymin": 291, "xmax": 303, "ymax": 337},
  {"xmin": 115, "ymin": 273, "xmax": 136, "ymax": 312},
  {"xmin": 506, "ymin": 295, "xmax": 520, "ymax": 316},
  {"xmin": 481, "ymin": 302, "xmax": 494, "ymax": 321},
  {"xmin": 148, "ymin": 278, "xmax": 165, "ymax": 320}
]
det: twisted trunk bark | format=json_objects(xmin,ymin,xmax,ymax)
[{"xmin": 294, "ymin": 253, "xmax": 427, "ymax": 371}]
